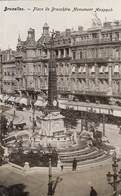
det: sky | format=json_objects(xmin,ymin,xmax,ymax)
[{"xmin": 0, "ymin": 0, "xmax": 121, "ymax": 50}]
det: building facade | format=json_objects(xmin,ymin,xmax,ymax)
[
  {"xmin": 1, "ymin": 17, "xmax": 121, "ymax": 104},
  {"xmin": 1, "ymin": 49, "xmax": 16, "ymax": 94}
]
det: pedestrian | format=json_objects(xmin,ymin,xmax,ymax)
[
  {"xmin": 60, "ymin": 160, "xmax": 64, "ymax": 171},
  {"xmin": 29, "ymin": 116, "xmax": 32, "ymax": 122},
  {"xmin": 9, "ymin": 120, "xmax": 13, "ymax": 131},
  {"xmin": 119, "ymin": 125, "xmax": 121, "ymax": 134},
  {"xmin": 90, "ymin": 186, "xmax": 97, "ymax": 196},
  {"xmin": 72, "ymin": 158, "xmax": 77, "ymax": 171}
]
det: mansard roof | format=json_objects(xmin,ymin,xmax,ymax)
[{"xmin": 37, "ymin": 35, "xmax": 51, "ymax": 47}]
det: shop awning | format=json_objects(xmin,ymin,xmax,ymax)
[
  {"xmin": 34, "ymin": 100, "xmax": 43, "ymax": 107},
  {"xmin": 34, "ymin": 100, "xmax": 47, "ymax": 107},
  {"xmin": 0, "ymin": 94, "xmax": 4, "ymax": 100},
  {"xmin": 8, "ymin": 96, "xmax": 15, "ymax": 102},
  {"xmin": 15, "ymin": 97, "xmax": 21, "ymax": 103},
  {"xmin": 19, "ymin": 98, "xmax": 28, "ymax": 105},
  {"xmin": 3, "ymin": 95, "xmax": 10, "ymax": 101},
  {"xmin": 37, "ymin": 96, "xmax": 43, "ymax": 100}
]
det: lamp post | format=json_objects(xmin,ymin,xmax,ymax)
[
  {"xmin": 48, "ymin": 144, "xmax": 54, "ymax": 196},
  {"xmin": 106, "ymin": 152, "xmax": 121, "ymax": 196},
  {"xmin": 31, "ymin": 99, "xmax": 35, "ymax": 133},
  {"xmin": 0, "ymin": 54, "xmax": 3, "ymax": 95},
  {"xmin": 102, "ymin": 112, "xmax": 105, "ymax": 137}
]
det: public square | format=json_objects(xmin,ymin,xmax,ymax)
[
  {"xmin": 1, "ymin": 7, "xmax": 121, "ymax": 196},
  {"xmin": 0, "ymin": 104, "xmax": 121, "ymax": 196}
]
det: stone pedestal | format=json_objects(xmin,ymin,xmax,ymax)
[{"xmin": 40, "ymin": 111, "xmax": 65, "ymax": 137}]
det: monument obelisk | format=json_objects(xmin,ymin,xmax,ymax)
[
  {"xmin": 47, "ymin": 31, "xmax": 57, "ymax": 109},
  {"xmin": 40, "ymin": 31, "xmax": 65, "ymax": 144}
]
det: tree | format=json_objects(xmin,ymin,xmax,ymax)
[
  {"xmin": 0, "ymin": 184, "xmax": 29, "ymax": 196},
  {"xmin": 0, "ymin": 114, "xmax": 8, "ymax": 140}
]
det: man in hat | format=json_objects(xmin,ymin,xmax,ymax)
[{"xmin": 90, "ymin": 186, "xmax": 97, "ymax": 196}]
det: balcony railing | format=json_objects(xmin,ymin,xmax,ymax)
[
  {"xmin": 112, "ymin": 74, "xmax": 121, "ymax": 79},
  {"xmin": 98, "ymin": 73, "xmax": 109, "ymax": 79},
  {"xmin": 72, "ymin": 37, "xmax": 121, "ymax": 46}
]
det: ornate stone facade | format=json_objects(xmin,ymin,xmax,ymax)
[{"xmin": 1, "ymin": 19, "xmax": 121, "ymax": 104}]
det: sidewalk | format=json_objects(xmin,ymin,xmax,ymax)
[{"xmin": 99, "ymin": 123, "xmax": 121, "ymax": 157}]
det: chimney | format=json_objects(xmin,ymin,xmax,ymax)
[
  {"xmin": 65, "ymin": 29, "xmax": 71, "ymax": 37},
  {"xmin": 27, "ymin": 28, "xmax": 35, "ymax": 40},
  {"xmin": 78, "ymin": 26, "xmax": 83, "ymax": 32},
  {"xmin": 55, "ymin": 31, "xmax": 60, "ymax": 37}
]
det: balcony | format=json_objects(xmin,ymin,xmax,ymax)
[
  {"xmin": 72, "ymin": 37, "xmax": 121, "ymax": 46},
  {"xmin": 98, "ymin": 73, "xmax": 108, "ymax": 79},
  {"xmin": 73, "ymin": 90, "xmax": 108, "ymax": 96},
  {"xmin": 112, "ymin": 74, "xmax": 121, "ymax": 80},
  {"xmin": 71, "ymin": 57, "xmax": 110, "ymax": 64},
  {"xmin": 76, "ymin": 73, "xmax": 86, "ymax": 79},
  {"xmin": 88, "ymin": 74, "xmax": 96, "ymax": 79}
]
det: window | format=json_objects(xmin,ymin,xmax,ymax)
[
  {"xmin": 80, "ymin": 51, "xmax": 82, "ymax": 59},
  {"xmin": 60, "ymin": 49, "xmax": 64, "ymax": 56},
  {"xmin": 115, "ymin": 32, "xmax": 119, "ymax": 40},
  {"xmin": 73, "ymin": 52, "xmax": 76, "ymax": 60},
  {"xmin": 72, "ymin": 66, "xmax": 76, "ymax": 73},
  {"xmin": 68, "ymin": 38, "xmax": 71, "ymax": 43},
  {"xmin": 44, "ymin": 49, "xmax": 47, "ymax": 55},
  {"xmin": 92, "ymin": 33, "xmax": 97, "ymax": 39},
  {"xmin": 55, "ymin": 50, "xmax": 58, "ymax": 57},
  {"xmin": 109, "ymin": 33, "xmax": 112, "ymax": 41},
  {"xmin": 65, "ymin": 48, "xmax": 69, "ymax": 56}
]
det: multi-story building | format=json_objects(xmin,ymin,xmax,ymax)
[
  {"xmin": 1, "ymin": 17, "xmax": 121, "ymax": 104},
  {"xmin": 1, "ymin": 49, "xmax": 16, "ymax": 94}
]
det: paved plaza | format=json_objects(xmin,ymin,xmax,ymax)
[
  {"xmin": 1, "ymin": 106, "xmax": 121, "ymax": 196},
  {"xmin": 0, "ymin": 159, "xmax": 120, "ymax": 196}
]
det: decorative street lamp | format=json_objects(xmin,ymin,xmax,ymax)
[
  {"xmin": 102, "ymin": 112, "xmax": 105, "ymax": 137},
  {"xmin": 106, "ymin": 152, "xmax": 121, "ymax": 196},
  {"xmin": 48, "ymin": 144, "xmax": 54, "ymax": 196},
  {"xmin": 0, "ymin": 54, "xmax": 3, "ymax": 94},
  {"xmin": 31, "ymin": 99, "xmax": 35, "ymax": 133}
]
